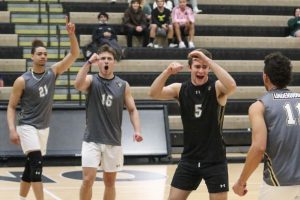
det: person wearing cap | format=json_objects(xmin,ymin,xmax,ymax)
[
  {"xmin": 91, "ymin": 12, "xmax": 123, "ymax": 61},
  {"xmin": 75, "ymin": 44, "xmax": 143, "ymax": 200},
  {"xmin": 149, "ymin": 48, "xmax": 236, "ymax": 200}
]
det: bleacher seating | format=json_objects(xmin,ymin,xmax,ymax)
[{"xmin": 1, "ymin": 0, "xmax": 300, "ymax": 152}]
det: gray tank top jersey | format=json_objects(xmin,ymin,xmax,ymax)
[
  {"xmin": 259, "ymin": 89, "xmax": 300, "ymax": 186},
  {"xmin": 18, "ymin": 68, "xmax": 56, "ymax": 129},
  {"xmin": 84, "ymin": 74, "xmax": 126, "ymax": 146}
]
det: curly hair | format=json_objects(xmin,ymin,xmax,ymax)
[
  {"xmin": 264, "ymin": 52, "xmax": 292, "ymax": 89},
  {"xmin": 31, "ymin": 39, "xmax": 45, "ymax": 54}
]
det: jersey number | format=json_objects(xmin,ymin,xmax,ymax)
[
  {"xmin": 284, "ymin": 102, "xmax": 300, "ymax": 125},
  {"xmin": 195, "ymin": 104, "xmax": 202, "ymax": 118},
  {"xmin": 39, "ymin": 85, "xmax": 48, "ymax": 97},
  {"xmin": 102, "ymin": 94, "xmax": 113, "ymax": 107}
]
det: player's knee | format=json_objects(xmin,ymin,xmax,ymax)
[
  {"xmin": 28, "ymin": 151, "xmax": 43, "ymax": 182},
  {"xmin": 21, "ymin": 158, "xmax": 31, "ymax": 182}
]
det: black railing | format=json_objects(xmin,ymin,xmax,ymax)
[
  {"xmin": 46, "ymin": 2, "xmax": 51, "ymax": 46},
  {"xmin": 38, "ymin": 0, "xmax": 42, "ymax": 24}
]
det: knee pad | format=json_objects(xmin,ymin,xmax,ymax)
[
  {"xmin": 21, "ymin": 158, "xmax": 31, "ymax": 182},
  {"xmin": 27, "ymin": 151, "xmax": 43, "ymax": 182}
]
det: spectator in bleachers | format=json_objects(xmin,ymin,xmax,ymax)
[
  {"xmin": 123, "ymin": 0, "xmax": 149, "ymax": 47},
  {"xmin": 140, "ymin": 0, "xmax": 152, "ymax": 23},
  {"xmin": 91, "ymin": 12, "xmax": 122, "ymax": 61},
  {"xmin": 172, "ymin": 0, "xmax": 195, "ymax": 48},
  {"xmin": 153, "ymin": 0, "xmax": 174, "ymax": 11},
  {"xmin": 6, "ymin": 17, "xmax": 79, "ymax": 200},
  {"xmin": 147, "ymin": 0, "xmax": 177, "ymax": 48},
  {"xmin": 288, "ymin": 7, "xmax": 300, "ymax": 37},
  {"xmin": 173, "ymin": 0, "xmax": 202, "ymax": 14}
]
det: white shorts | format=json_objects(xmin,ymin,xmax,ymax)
[
  {"xmin": 259, "ymin": 181, "xmax": 300, "ymax": 200},
  {"xmin": 81, "ymin": 141, "xmax": 123, "ymax": 172},
  {"xmin": 17, "ymin": 125, "xmax": 49, "ymax": 156}
]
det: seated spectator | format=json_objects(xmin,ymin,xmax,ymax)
[
  {"xmin": 173, "ymin": 0, "xmax": 202, "ymax": 14},
  {"xmin": 288, "ymin": 7, "xmax": 300, "ymax": 37},
  {"xmin": 84, "ymin": 12, "xmax": 123, "ymax": 61},
  {"xmin": 141, "ymin": 0, "xmax": 152, "ymax": 23},
  {"xmin": 147, "ymin": 0, "xmax": 177, "ymax": 48},
  {"xmin": 172, "ymin": 0, "xmax": 195, "ymax": 48},
  {"xmin": 153, "ymin": 0, "xmax": 174, "ymax": 11},
  {"xmin": 123, "ymin": 0, "xmax": 149, "ymax": 47}
]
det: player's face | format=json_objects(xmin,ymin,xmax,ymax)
[
  {"xmin": 31, "ymin": 47, "xmax": 47, "ymax": 67},
  {"xmin": 190, "ymin": 59, "xmax": 209, "ymax": 86},
  {"xmin": 97, "ymin": 52, "xmax": 115, "ymax": 78}
]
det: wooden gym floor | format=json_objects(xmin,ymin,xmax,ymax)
[{"xmin": 0, "ymin": 162, "xmax": 263, "ymax": 200}]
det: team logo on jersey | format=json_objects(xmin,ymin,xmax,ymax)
[
  {"xmin": 208, "ymin": 86, "xmax": 211, "ymax": 91},
  {"xmin": 116, "ymin": 82, "xmax": 122, "ymax": 88},
  {"xmin": 195, "ymin": 90, "xmax": 201, "ymax": 95}
]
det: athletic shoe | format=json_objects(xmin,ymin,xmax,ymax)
[
  {"xmin": 179, "ymin": 41, "xmax": 186, "ymax": 48},
  {"xmin": 169, "ymin": 43, "xmax": 178, "ymax": 48},
  {"xmin": 147, "ymin": 43, "xmax": 154, "ymax": 48},
  {"xmin": 188, "ymin": 41, "xmax": 195, "ymax": 48}
]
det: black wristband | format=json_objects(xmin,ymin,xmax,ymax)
[{"xmin": 87, "ymin": 60, "xmax": 92, "ymax": 65}]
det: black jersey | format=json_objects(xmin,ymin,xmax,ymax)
[{"xmin": 178, "ymin": 79, "xmax": 226, "ymax": 162}]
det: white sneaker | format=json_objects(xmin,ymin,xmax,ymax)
[
  {"xmin": 111, "ymin": 0, "xmax": 116, "ymax": 3},
  {"xmin": 147, "ymin": 43, "xmax": 154, "ymax": 48},
  {"xmin": 154, "ymin": 44, "xmax": 162, "ymax": 48},
  {"xmin": 169, "ymin": 43, "xmax": 178, "ymax": 48},
  {"xmin": 193, "ymin": 7, "xmax": 202, "ymax": 14},
  {"xmin": 188, "ymin": 41, "xmax": 195, "ymax": 48},
  {"xmin": 179, "ymin": 41, "xmax": 186, "ymax": 48}
]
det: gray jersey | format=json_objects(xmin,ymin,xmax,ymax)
[
  {"xmin": 18, "ymin": 68, "xmax": 56, "ymax": 129},
  {"xmin": 259, "ymin": 89, "xmax": 300, "ymax": 186},
  {"xmin": 84, "ymin": 74, "xmax": 126, "ymax": 146}
]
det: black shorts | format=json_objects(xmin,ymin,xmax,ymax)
[{"xmin": 171, "ymin": 160, "xmax": 229, "ymax": 193}]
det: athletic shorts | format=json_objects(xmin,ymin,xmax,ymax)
[
  {"xmin": 258, "ymin": 181, "xmax": 300, "ymax": 200},
  {"xmin": 171, "ymin": 160, "xmax": 229, "ymax": 193},
  {"xmin": 17, "ymin": 125, "xmax": 49, "ymax": 156},
  {"xmin": 81, "ymin": 141, "xmax": 123, "ymax": 172}
]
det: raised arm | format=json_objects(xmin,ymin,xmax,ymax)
[
  {"xmin": 74, "ymin": 53, "xmax": 98, "ymax": 92},
  {"xmin": 149, "ymin": 62, "xmax": 183, "ymax": 100},
  {"xmin": 189, "ymin": 50, "xmax": 236, "ymax": 105},
  {"xmin": 232, "ymin": 101, "xmax": 267, "ymax": 196},
  {"xmin": 7, "ymin": 77, "xmax": 24, "ymax": 145},
  {"xmin": 52, "ymin": 16, "xmax": 80, "ymax": 76},
  {"xmin": 124, "ymin": 82, "xmax": 143, "ymax": 142}
]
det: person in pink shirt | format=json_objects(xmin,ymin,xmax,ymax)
[{"xmin": 172, "ymin": 0, "xmax": 195, "ymax": 48}]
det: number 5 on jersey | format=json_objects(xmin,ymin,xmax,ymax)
[{"xmin": 195, "ymin": 104, "xmax": 202, "ymax": 118}]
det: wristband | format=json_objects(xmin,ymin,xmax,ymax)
[{"xmin": 87, "ymin": 60, "xmax": 92, "ymax": 65}]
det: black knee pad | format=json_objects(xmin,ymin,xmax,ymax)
[
  {"xmin": 27, "ymin": 151, "xmax": 43, "ymax": 182},
  {"xmin": 21, "ymin": 157, "xmax": 31, "ymax": 182}
]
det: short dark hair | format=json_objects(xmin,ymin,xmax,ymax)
[
  {"xmin": 97, "ymin": 12, "xmax": 109, "ymax": 20},
  {"xmin": 293, "ymin": 7, "xmax": 300, "ymax": 16},
  {"xmin": 97, "ymin": 44, "xmax": 117, "ymax": 60},
  {"xmin": 188, "ymin": 48, "xmax": 212, "ymax": 66},
  {"xmin": 31, "ymin": 39, "xmax": 45, "ymax": 54},
  {"xmin": 264, "ymin": 52, "xmax": 292, "ymax": 89}
]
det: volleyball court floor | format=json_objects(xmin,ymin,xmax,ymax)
[{"xmin": 0, "ymin": 161, "xmax": 263, "ymax": 200}]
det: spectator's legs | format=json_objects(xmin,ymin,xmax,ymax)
[
  {"xmin": 126, "ymin": 27, "xmax": 135, "ymax": 47},
  {"xmin": 173, "ymin": 22, "xmax": 183, "ymax": 43}
]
